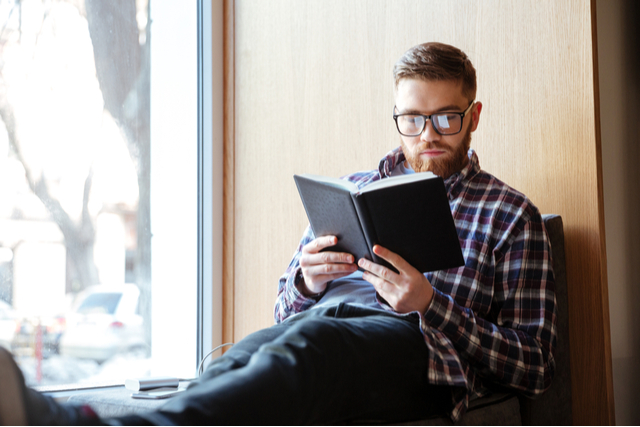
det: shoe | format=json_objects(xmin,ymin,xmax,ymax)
[{"xmin": 0, "ymin": 347, "xmax": 27, "ymax": 425}]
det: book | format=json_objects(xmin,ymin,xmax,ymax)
[{"xmin": 293, "ymin": 172, "xmax": 464, "ymax": 273}]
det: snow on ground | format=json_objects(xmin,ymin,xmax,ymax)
[{"xmin": 17, "ymin": 352, "xmax": 152, "ymax": 388}]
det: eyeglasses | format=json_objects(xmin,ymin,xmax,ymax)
[{"xmin": 393, "ymin": 101, "xmax": 475, "ymax": 136}]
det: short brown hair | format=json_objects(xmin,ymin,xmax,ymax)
[{"xmin": 393, "ymin": 42, "xmax": 477, "ymax": 101}]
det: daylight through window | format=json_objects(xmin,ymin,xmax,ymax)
[{"xmin": 0, "ymin": 0, "xmax": 199, "ymax": 387}]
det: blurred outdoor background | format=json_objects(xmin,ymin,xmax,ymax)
[{"xmin": 0, "ymin": 0, "xmax": 161, "ymax": 387}]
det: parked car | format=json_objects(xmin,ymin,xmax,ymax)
[
  {"xmin": 60, "ymin": 284, "xmax": 147, "ymax": 363},
  {"xmin": 11, "ymin": 314, "xmax": 66, "ymax": 358},
  {"xmin": 0, "ymin": 300, "xmax": 18, "ymax": 350}
]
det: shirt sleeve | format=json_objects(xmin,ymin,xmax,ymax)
[
  {"xmin": 422, "ymin": 215, "xmax": 557, "ymax": 397},
  {"xmin": 273, "ymin": 225, "xmax": 320, "ymax": 323},
  {"xmin": 273, "ymin": 170, "xmax": 381, "ymax": 324}
]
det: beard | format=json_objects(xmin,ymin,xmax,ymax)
[{"xmin": 400, "ymin": 125, "xmax": 472, "ymax": 178}]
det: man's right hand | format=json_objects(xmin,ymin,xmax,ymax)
[{"xmin": 298, "ymin": 235, "xmax": 358, "ymax": 296}]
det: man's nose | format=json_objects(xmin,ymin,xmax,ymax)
[{"xmin": 420, "ymin": 119, "xmax": 441, "ymax": 143}]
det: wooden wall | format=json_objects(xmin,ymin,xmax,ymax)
[{"xmin": 223, "ymin": 0, "xmax": 614, "ymax": 424}]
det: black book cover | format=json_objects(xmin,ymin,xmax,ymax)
[
  {"xmin": 293, "ymin": 175, "xmax": 372, "ymax": 264},
  {"xmin": 294, "ymin": 173, "xmax": 464, "ymax": 273}
]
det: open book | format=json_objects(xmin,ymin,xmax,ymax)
[{"xmin": 294, "ymin": 172, "xmax": 464, "ymax": 273}]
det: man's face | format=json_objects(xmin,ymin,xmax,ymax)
[{"xmin": 394, "ymin": 78, "xmax": 482, "ymax": 178}]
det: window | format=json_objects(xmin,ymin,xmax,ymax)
[
  {"xmin": 0, "ymin": 0, "xmax": 220, "ymax": 388},
  {"xmin": 76, "ymin": 293, "xmax": 122, "ymax": 316}
]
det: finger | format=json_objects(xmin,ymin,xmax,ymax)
[
  {"xmin": 371, "ymin": 245, "xmax": 413, "ymax": 275},
  {"xmin": 303, "ymin": 236, "xmax": 338, "ymax": 254},
  {"xmin": 361, "ymin": 270, "xmax": 396, "ymax": 303},
  {"xmin": 357, "ymin": 257, "xmax": 399, "ymax": 284},
  {"xmin": 311, "ymin": 272, "xmax": 357, "ymax": 285},
  {"xmin": 304, "ymin": 262, "xmax": 358, "ymax": 278},
  {"xmin": 303, "ymin": 265, "xmax": 358, "ymax": 292},
  {"xmin": 302, "ymin": 251, "xmax": 354, "ymax": 267}
]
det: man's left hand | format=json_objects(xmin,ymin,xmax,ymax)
[{"xmin": 359, "ymin": 245, "xmax": 434, "ymax": 314}]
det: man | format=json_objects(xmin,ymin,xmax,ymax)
[{"xmin": 0, "ymin": 42, "xmax": 556, "ymax": 426}]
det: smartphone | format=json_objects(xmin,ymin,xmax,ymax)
[{"xmin": 131, "ymin": 388, "xmax": 186, "ymax": 400}]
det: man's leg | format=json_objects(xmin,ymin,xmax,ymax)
[
  {"xmin": 0, "ymin": 322, "xmax": 293, "ymax": 426},
  {"xmin": 1, "ymin": 305, "xmax": 451, "ymax": 425},
  {"xmin": 118, "ymin": 304, "xmax": 451, "ymax": 425}
]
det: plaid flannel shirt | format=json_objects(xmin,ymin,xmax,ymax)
[{"xmin": 274, "ymin": 147, "xmax": 557, "ymax": 422}]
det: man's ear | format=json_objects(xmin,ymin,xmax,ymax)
[{"xmin": 470, "ymin": 102, "xmax": 482, "ymax": 132}]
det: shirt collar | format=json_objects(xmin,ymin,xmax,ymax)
[
  {"xmin": 444, "ymin": 149, "xmax": 480, "ymax": 199},
  {"xmin": 378, "ymin": 147, "xmax": 481, "ymax": 198},
  {"xmin": 378, "ymin": 146, "xmax": 406, "ymax": 178}
]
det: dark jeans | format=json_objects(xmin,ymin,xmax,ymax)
[{"xmin": 115, "ymin": 304, "xmax": 451, "ymax": 425}]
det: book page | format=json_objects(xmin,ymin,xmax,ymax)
[{"xmin": 359, "ymin": 171, "xmax": 436, "ymax": 193}]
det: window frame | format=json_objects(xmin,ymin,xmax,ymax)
[{"xmin": 197, "ymin": 0, "xmax": 224, "ymax": 373}]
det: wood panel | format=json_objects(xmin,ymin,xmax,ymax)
[
  {"xmin": 222, "ymin": 0, "xmax": 234, "ymax": 348},
  {"xmin": 224, "ymin": 0, "xmax": 614, "ymax": 424}
]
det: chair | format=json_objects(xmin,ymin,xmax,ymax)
[{"xmin": 389, "ymin": 214, "xmax": 573, "ymax": 426}]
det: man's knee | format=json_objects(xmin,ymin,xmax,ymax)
[{"xmin": 252, "ymin": 316, "xmax": 348, "ymax": 367}]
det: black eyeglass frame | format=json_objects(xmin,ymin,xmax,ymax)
[{"xmin": 392, "ymin": 100, "xmax": 475, "ymax": 136}]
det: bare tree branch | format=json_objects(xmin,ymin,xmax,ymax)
[
  {"xmin": 0, "ymin": 72, "xmax": 99, "ymax": 288},
  {"xmin": 84, "ymin": 0, "xmax": 152, "ymax": 350}
]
